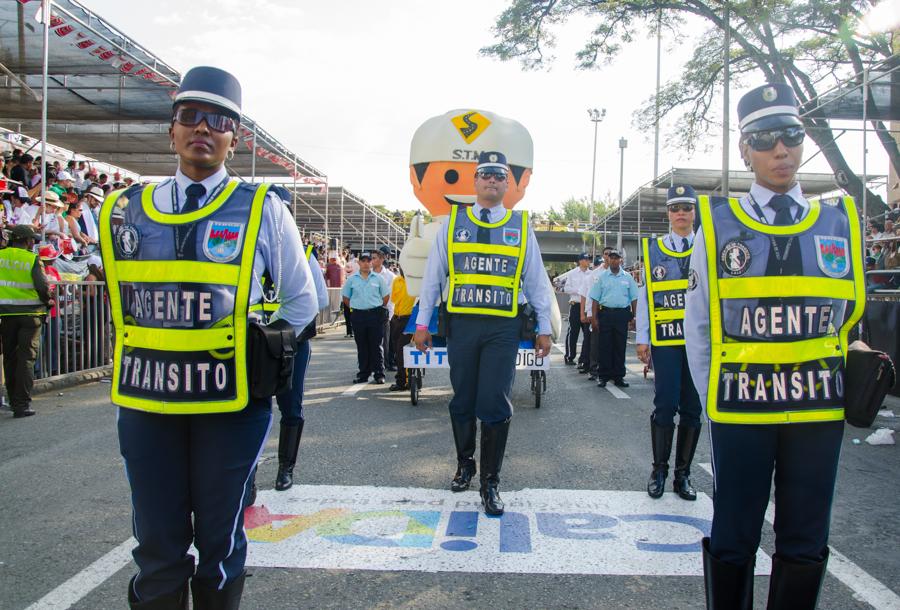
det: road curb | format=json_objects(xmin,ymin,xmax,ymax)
[{"xmin": 33, "ymin": 366, "xmax": 112, "ymax": 395}]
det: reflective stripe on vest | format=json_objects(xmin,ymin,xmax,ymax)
[
  {"xmin": 642, "ymin": 236, "xmax": 691, "ymax": 346},
  {"xmin": 99, "ymin": 180, "xmax": 269, "ymax": 415},
  {"xmin": 446, "ymin": 206, "xmax": 527, "ymax": 317},
  {"xmin": 0, "ymin": 247, "xmax": 43, "ymax": 314},
  {"xmin": 698, "ymin": 195, "xmax": 865, "ymax": 424}
]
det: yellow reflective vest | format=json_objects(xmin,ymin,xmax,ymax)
[
  {"xmin": 697, "ymin": 195, "xmax": 865, "ymax": 424},
  {"xmin": 100, "ymin": 180, "xmax": 269, "ymax": 414},
  {"xmin": 0, "ymin": 246, "xmax": 45, "ymax": 316},
  {"xmin": 249, "ymin": 244, "xmax": 315, "ymax": 319},
  {"xmin": 642, "ymin": 236, "xmax": 691, "ymax": 346},
  {"xmin": 446, "ymin": 205, "xmax": 527, "ymax": 318}
]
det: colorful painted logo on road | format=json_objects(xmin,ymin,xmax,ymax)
[{"xmin": 244, "ymin": 485, "xmax": 771, "ymax": 575}]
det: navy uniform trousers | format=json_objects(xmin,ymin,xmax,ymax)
[
  {"xmin": 650, "ymin": 345, "xmax": 701, "ymax": 428},
  {"xmin": 276, "ymin": 338, "xmax": 311, "ymax": 425},
  {"xmin": 351, "ymin": 308, "xmax": 385, "ymax": 379},
  {"xmin": 709, "ymin": 420, "xmax": 843, "ymax": 565},
  {"xmin": 565, "ymin": 302, "xmax": 590, "ymax": 366},
  {"xmin": 595, "ymin": 307, "xmax": 631, "ymax": 381},
  {"xmin": 447, "ymin": 314, "xmax": 519, "ymax": 424},
  {"xmin": 118, "ymin": 399, "xmax": 272, "ymax": 601}
]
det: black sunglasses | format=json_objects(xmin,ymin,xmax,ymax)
[
  {"xmin": 667, "ymin": 204, "xmax": 694, "ymax": 213},
  {"xmin": 744, "ymin": 126, "xmax": 805, "ymax": 152},
  {"xmin": 174, "ymin": 107, "xmax": 238, "ymax": 134},
  {"xmin": 476, "ymin": 172, "xmax": 507, "ymax": 182}
]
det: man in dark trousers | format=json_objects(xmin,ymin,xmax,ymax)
[
  {"xmin": 686, "ymin": 83, "xmax": 865, "ymax": 609},
  {"xmin": 342, "ymin": 251, "xmax": 390, "ymax": 384},
  {"xmin": 588, "ymin": 249, "xmax": 638, "ymax": 388},
  {"xmin": 562, "ymin": 253, "xmax": 592, "ymax": 367},
  {"xmin": 0, "ymin": 225, "xmax": 51, "ymax": 418},
  {"xmin": 414, "ymin": 151, "xmax": 553, "ymax": 517}
]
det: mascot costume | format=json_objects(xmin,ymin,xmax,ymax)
[{"xmin": 399, "ymin": 108, "xmax": 561, "ymax": 339}]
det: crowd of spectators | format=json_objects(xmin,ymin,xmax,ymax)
[{"xmin": 865, "ymin": 205, "xmax": 900, "ymax": 293}]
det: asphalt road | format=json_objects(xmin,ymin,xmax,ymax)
[{"xmin": 1, "ymin": 327, "xmax": 898, "ymax": 610}]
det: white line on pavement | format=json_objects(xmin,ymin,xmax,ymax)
[
  {"xmin": 605, "ymin": 385, "xmax": 630, "ymax": 399},
  {"xmin": 697, "ymin": 463, "xmax": 900, "ymax": 609},
  {"xmin": 25, "ymin": 537, "xmax": 136, "ymax": 610},
  {"xmin": 341, "ymin": 382, "xmax": 369, "ymax": 397}
]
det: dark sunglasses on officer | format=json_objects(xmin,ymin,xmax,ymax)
[
  {"xmin": 174, "ymin": 106, "xmax": 238, "ymax": 134},
  {"xmin": 667, "ymin": 203, "xmax": 694, "ymax": 213},
  {"xmin": 476, "ymin": 170, "xmax": 508, "ymax": 182},
  {"xmin": 743, "ymin": 126, "xmax": 805, "ymax": 152}
]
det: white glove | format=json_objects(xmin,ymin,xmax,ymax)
[{"xmin": 399, "ymin": 212, "xmax": 444, "ymax": 297}]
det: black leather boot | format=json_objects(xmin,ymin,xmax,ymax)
[
  {"xmin": 702, "ymin": 537, "xmax": 754, "ymax": 610},
  {"xmin": 766, "ymin": 549, "xmax": 829, "ymax": 610},
  {"xmin": 647, "ymin": 418, "xmax": 674, "ymax": 499},
  {"xmin": 450, "ymin": 417, "xmax": 477, "ymax": 492},
  {"xmin": 191, "ymin": 571, "xmax": 245, "ymax": 610},
  {"xmin": 479, "ymin": 419, "xmax": 510, "ymax": 516},
  {"xmin": 128, "ymin": 576, "xmax": 188, "ymax": 609},
  {"xmin": 673, "ymin": 425, "xmax": 701, "ymax": 501},
  {"xmin": 275, "ymin": 421, "xmax": 303, "ymax": 491}
]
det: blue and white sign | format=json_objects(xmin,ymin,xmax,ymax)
[
  {"xmin": 244, "ymin": 485, "xmax": 771, "ymax": 575},
  {"xmin": 403, "ymin": 345, "xmax": 550, "ymax": 371}
]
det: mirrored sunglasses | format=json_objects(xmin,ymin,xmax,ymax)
[
  {"xmin": 667, "ymin": 203, "xmax": 694, "ymax": 213},
  {"xmin": 476, "ymin": 171, "xmax": 508, "ymax": 182},
  {"xmin": 174, "ymin": 107, "xmax": 237, "ymax": 134},
  {"xmin": 745, "ymin": 126, "xmax": 805, "ymax": 152}
]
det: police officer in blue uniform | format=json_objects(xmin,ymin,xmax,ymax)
[
  {"xmin": 414, "ymin": 151, "xmax": 553, "ymax": 516},
  {"xmin": 101, "ymin": 66, "xmax": 319, "ymax": 609},
  {"xmin": 635, "ymin": 186, "xmax": 702, "ymax": 501},
  {"xmin": 342, "ymin": 251, "xmax": 390, "ymax": 384},
  {"xmin": 685, "ymin": 84, "xmax": 865, "ymax": 609},
  {"xmin": 588, "ymin": 249, "xmax": 639, "ymax": 388}
]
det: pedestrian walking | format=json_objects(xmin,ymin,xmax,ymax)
[
  {"xmin": 562, "ymin": 253, "xmax": 592, "ymax": 367},
  {"xmin": 414, "ymin": 151, "xmax": 553, "ymax": 516},
  {"xmin": 582, "ymin": 246, "xmax": 612, "ymax": 378},
  {"xmin": 372, "ymin": 247, "xmax": 396, "ymax": 371},
  {"xmin": 588, "ymin": 249, "xmax": 638, "ymax": 388},
  {"xmin": 342, "ymin": 251, "xmax": 390, "ymax": 384},
  {"xmin": 389, "ymin": 267, "xmax": 416, "ymax": 391},
  {"xmin": 635, "ymin": 185, "xmax": 702, "ymax": 501},
  {"xmin": 99, "ymin": 66, "xmax": 319, "ymax": 609},
  {"xmin": 0, "ymin": 225, "xmax": 51, "ymax": 419},
  {"xmin": 685, "ymin": 83, "xmax": 865, "ymax": 609}
]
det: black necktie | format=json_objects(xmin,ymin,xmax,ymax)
[
  {"xmin": 175, "ymin": 183, "xmax": 206, "ymax": 260},
  {"xmin": 766, "ymin": 194, "xmax": 803, "ymax": 276},
  {"xmin": 681, "ymin": 237, "xmax": 690, "ymax": 252},
  {"xmin": 478, "ymin": 208, "xmax": 491, "ymax": 244}
]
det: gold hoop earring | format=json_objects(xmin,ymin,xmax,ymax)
[{"xmin": 226, "ymin": 150, "xmax": 235, "ymax": 161}]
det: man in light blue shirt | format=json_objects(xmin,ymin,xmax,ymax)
[
  {"xmin": 589, "ymin": 249, "xmax": 639, "ymax": 387},
  {"xmin": 342, "ymin": 252, "xmax": 390, "ymax": 383}
]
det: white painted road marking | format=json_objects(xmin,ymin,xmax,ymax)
[
  {"xmin": 25, "ymin": 537, "xmax": 135, "ymax": 610},
  {"xmin": 244, "ymin": 484, "xmax": 770, "ymax": 576},
  {"xmin": 605, "ymin": 385, "xmax": 630, "ymax": 399},
  {"xmin": 698, "ymin": 464, "xmax": 900, "ymax": 609},
  {"xmin": 341, "ymin": 382, "xmax": 370, "ymax": 397}
]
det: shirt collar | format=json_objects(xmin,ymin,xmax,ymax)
[
  {"xmin": 668, "ymin": 231, "xmax": 695, "ymax": 250},
  {"xmin": 472, "ymin": 202, "xmax": 506, "ymax": 222},
  {"xmin": 749, "ymin": 182, "xmax": 808, "ymax": 211},
  {"xmin": 174, "ymin": 166, "xmax": 228, "ymax": 207}
]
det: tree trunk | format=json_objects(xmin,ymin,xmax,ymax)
[{"xmin": 802, "ymin": 117, "xmax": 887, "ymax": 218}]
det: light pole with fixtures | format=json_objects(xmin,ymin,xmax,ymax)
[
  {"xmin": 588, "ymin": 108, "xmax": 606, "ymax": 258},
  {"xmin": 617, "ymin": 137, "xmax": 628, "ymax": 252}
]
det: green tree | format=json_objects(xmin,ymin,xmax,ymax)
[
  {"xmin": 545, "ymin": 195, "xmax": 617, "ymax": 223},
  {"xmin": 482, "ymin": 0, "xmax": 896, "ymax": 215}
]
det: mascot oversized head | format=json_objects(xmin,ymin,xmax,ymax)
[{"xmin": 409, "ymin": 109, "xmax": 533, "ymax": 216}]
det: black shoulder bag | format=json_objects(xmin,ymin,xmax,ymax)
[
  {"xmin": 844, "ymin": 341, "xmax": 896, "ymax": 428},
  {"xmin": 248, "ymin": 319, "xmax": 297, "ymax": 399}
]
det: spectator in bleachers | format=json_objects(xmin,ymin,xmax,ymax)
[
  {"xmin": 64, "ymin": 200, "xmax": 97, "ymax": 253},
  {"xmin": 80, "ymin": 186, "xmax": 103, "ymax": 241},
  {"xmin": 10, "ymin": 154, "xmax": 31, "ymax": 186},
  {"xmin": 2, "ymin": 151, "xmax": 14, "ymax": 178},
  {"xmin": 325, "ymin": 254, "xmax": 344, "ymax": 287},
  {"xmin": 35, "ymin": 191, "xmax": 67, "ymax": 242}
]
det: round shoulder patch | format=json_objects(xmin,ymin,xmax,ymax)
[
  {"xmin": 115, "ymin": 223, "xmax": 141, "ymax": 259},
  {"xmin": 651, "ymin": 265, "xmax": 667, "ymax": 281},
  {"xmin": 688, "ymin": 268, "xmax": 699, "ymax": 291},
  {"xmin": 720, "ymin": 240, "xmax": 751, "ymax": 276}
]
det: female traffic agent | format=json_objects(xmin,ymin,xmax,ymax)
[{"xmin": 99, "ymin": 66, "xmax": 318, "ymax": 609}]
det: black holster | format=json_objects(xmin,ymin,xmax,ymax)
[
  {"xmin": 248, "ymin": 319, "xmax": 297, "ymax": 399},
  {"xmin": 519, "ymin": 303, "xmax": 537, "ymax": 342}
]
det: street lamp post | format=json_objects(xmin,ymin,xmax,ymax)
[
  {"xmin": 617, "ymin": 137, "xmax": 628, "ymax": 252},
  {"xmin": 587, "ymin": 108, "xmax": 606, "ymax": 259}
]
